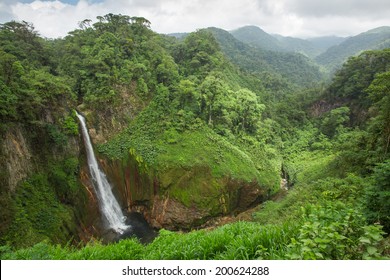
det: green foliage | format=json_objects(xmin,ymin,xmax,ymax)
[
  {"xmin": 0, "ymin": 21, "xmax": 76, "ymax": 128},
  {"xmin": 46, "ymin": 124, "xmax": 67, "ymax": 146},
  {"xmin": 316, "ymin": 27, "xmax": 390, "ymax": 71},
  {"xmin": 61, "ymin": 114, "xmax": 79, "ymax": 136},
  {"xmin": 323, "ymin": 49, "xmax": 390, "ymax": 126},
  {"xmin": 331, "ymin": 128, "xmax": 371, "ymax": 174},
  {"xmin": 2, "ymin": 174, "xmax": 77, "ymax": 248},
  {"xmin": 158, "ymin": 128, "xmax": 260, "ymax": 181},
  {"xmin": 175, "ymin": 29, "xmax": 223, "ymax": 78},
  {"xmin": 0, "ymin": 20, "xmax": 48, "ymax": 67},
  {"xmin": 0, "ymin": 79, "xmax": 17, "ymax": 122},
  {"xmin": 366, "ymin": 71, "xmax": 390, "ymax": 157},
  {"xmin": 143, "ymin": 222, "xmax": 298, "ymax": 260},
  {"xmin": 287, "ymin": 202, "xmax": 385, "ymax": 260},
  {"xmin": 365, "ymin": 160, "xmax": 390, "ymax": 233},
  {"xmin": 48, "ymin": 158, "xmax": 85, "ymax": 205},
  {"xmin": 56, "ymin": 13, "xmax": 177, "ymax": 108},
  {"xmin": 163, "ymin": 127, "xmax": 180, "ymax": 144},
  {"xmin": 0, "ymin": 222, "xmax": 299, "ymax": 260},
  {"xmin": 320, "ymin": 106, "xmax": 350, "ymax": 137},
  {"xmin": 100, "ymin": 117, "xmax": 268, "ymax": 186},
  {"xmin": 0, "ymin": 241, "xmax": 73, "ymax": 260},
  {"xmin": 208, "ymin": 27, "xmax": 323, "ymax": 88},
  {"xmin": 95, "ymin": 24, "xmax": 280, "ymax": 200},
  {"xmin": 2, "ymin": 212, "xmax": 384, "ymax": 260},
  {"xmin": 254, "ymin": 173, "xmax": 365, "ymax": 226}
]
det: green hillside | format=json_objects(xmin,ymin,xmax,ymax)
[
  {"xmin": 307, "ymin": 36, "xmax": 346, "ymax": 52},
  {"xmin": 316, "ymin": 26, "xmax": 390, "ymax": 71},
  {"xmin": 209, "ymin": 27, "xmax": 324, "ymax": 88},
  {"xmin": 230, "ymin": 25, "xmax": 284, "ymax": 51}
]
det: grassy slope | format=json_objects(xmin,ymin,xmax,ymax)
[{"xmin": 0, "ymin": 221, "xmax": 298, "ymax": 260}]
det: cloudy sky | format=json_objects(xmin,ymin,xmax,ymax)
[{"xmin": 1, "ymin": 0, "xmax": 390, "ymax": 38}]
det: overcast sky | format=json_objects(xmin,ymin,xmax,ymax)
[{"xmin": 1, "ymin": 0, "xmax": 390, "ymax": 38}]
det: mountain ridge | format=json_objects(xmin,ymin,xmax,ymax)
[
  {"xmin": 207, "ymin": 27, "xmax": 323, "ymax": 87},
  {"xmin": 315, "ymin": 26, "xmax": 390, "ymax": 70},
  {"xmin": 230, "ymin": 25, "xmax": 284, "ymax": 52}
]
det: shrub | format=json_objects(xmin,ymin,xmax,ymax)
[
  {"xmin": 365, "ymin": 160, "xmax": 390, "ymax": 234},
  {"xmin": 286, "ymin": 202, "xmax": 385, "ymax": 259}
]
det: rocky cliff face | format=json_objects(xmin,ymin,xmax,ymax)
[
  {"xmin": 1, "ymin": 127, "xmax": 33, "ymax": 192},
  {"xmin": 79, "ymin": 86, "xmax": 146, "ymax": 145},
  {"xmin": 0, "ymin": 110, "xmax": 97, "ymax": 247}
]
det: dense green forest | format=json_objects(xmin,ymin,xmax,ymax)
[{"xmin": 0, "ymin": 14, "xmax": 389, "ymax": 259}]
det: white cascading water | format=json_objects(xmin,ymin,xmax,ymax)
[{"xmin": 76, "ymin": 112, "xmax": 129, "ymax": 233}]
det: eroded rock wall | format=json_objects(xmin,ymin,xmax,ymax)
[
  {"xmin": 1, "ymin": 127, "xmax": 32, "ymax": 192},
  {"xmin": 100, "ymin": 154, "xmax": 268, "ymax": 230}
]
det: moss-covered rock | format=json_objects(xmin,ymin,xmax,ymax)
[{"xmin": 98, "ymin": 125, "xmax": 278, "ymax": 230}]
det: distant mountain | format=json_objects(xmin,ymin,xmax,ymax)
[
  {"xmin": 208, "ymin": 27, "xmax": 323, "ymax": 87},
  {"xmin": 230, "ymin": 25, "xmax": 340, "ymax": 59},
  {"xmin": 307, "ymin": 36, "xmax": 346, "ymax": 52},
  {"xmin": 170, "ymin": 25, "xmax": 390, "ymax": 78},
  {"xmin": 168, "ymin": 32, "xmax": 188, "ymax": 39},
  {"xmin": 315, "ymin": 26, "xmax": 390, "ymax": 71},
  {"xmin": 230, "ymin": 26, "xmax": 284, "ymax": 52},
  {"xmin": 273, "ymin": 34, "xmax": 322, "ymax": 58}
]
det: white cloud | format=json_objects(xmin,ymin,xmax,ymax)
[
  {"xmin": 3, "ymin": 0, "xmax": 390, "ymax": 38},
  {"xmin": 9, "ymin": 0, "xmax": 104, "ymax": 37},
  {"xmin": 0, "ymin": 0, "xmax": 20, "ymax": 22},
  {"xmin": 279, "ymin": 0, "xmax": 390, "ymax": 18}
]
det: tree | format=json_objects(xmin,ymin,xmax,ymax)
[
  {"xmin": 0, "ymin": 21, "xmax": 47, "ymax": 67},
  {"xmin": 0, "ymin": 50, "xmax": 23, "ymax": 87},
  {"xmin": 0, "ymin": 80, "xmax": 17, "ymax": 121},
  {"xmin": 155, "ymin": 56, "xmax": 179, "ymax": 85},
  {"xmin": 233, "ymin": 88, "xmax": 265, "ymax": 134},
  {"xmin": 94, "ymin": 14, "xmax": 131, "ymax": 34},
  {"xmin": 321, "ymin": 107, "xmax": 350, "ymax": 138},
  {"xmin": 0, "ymin": 20, "xmax": 38, "ymax": 44},
  {"xmin": 365, "ymin": 160, "xmax": 390, "ymax": 234},
  {"xmin": 177, "ymin": 30, "xmax": 221, "ymax": 77},
  {"xmin": 130, "ymin": 16, "xmax": 151, "ymax": 28},
  {"xmin": 176, "ymin": 79, "xmax": 200, "ymax": 112},
  {"xmin": 199, "ymin": 74, "xmax": 226, "ymax": 126},
  {"xmin": 78, "ymin": 19, "xmax": 92, "ymax": 30},
  {"xmin": 367, "ymin": 71, "xmax": 390, "ymax": 157}
]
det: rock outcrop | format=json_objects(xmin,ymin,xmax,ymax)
[
  {"xmin": 100, "ymin": 155, "xmax": 269, "ymax": 230},
  {"xmin": 1, "ymin": 127, "xmax": 32, "ymax": 192}
]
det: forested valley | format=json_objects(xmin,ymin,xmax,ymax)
[{"xmin": 0, "ymin": 14, "xmax": 389, "ymax": 260}]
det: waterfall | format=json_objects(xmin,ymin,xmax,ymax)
[{"xmin": 76, "ymin": 112, "xmax": 129, "ymax": 233}]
